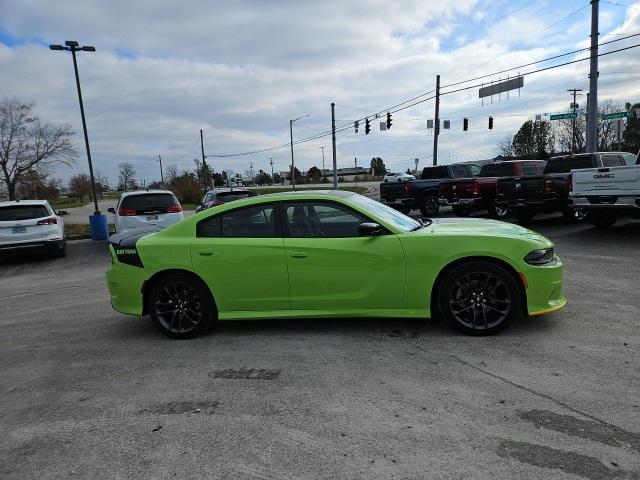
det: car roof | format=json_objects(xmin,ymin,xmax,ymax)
[
  {"xmin": 120, "ymin": 190, "xmax": 176, "ymax": 198},
  {"xmin": 0, "ymin": 199, "xmax": 50, "ymax": 207}
]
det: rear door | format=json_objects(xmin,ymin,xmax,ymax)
[
  {"xmin": 0, "ymin": 204, "xmax": 55, "ymax": 245},
  {"xmin": 282, "ymin": 200, "xmax": 405, "ymax": 311},
  {"xmin": 190, "ymin": 203, "xmax": 290, "ymax": 312}
]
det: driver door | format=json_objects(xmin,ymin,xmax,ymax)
[{"xmin": 282, "ymin": 201, "xmax": 405, "ymax": 312}]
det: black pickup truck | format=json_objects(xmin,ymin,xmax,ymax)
[
  {"xmin": 495, "ymin": 153, "xmax": 630, "ymax": 223},
  {"xmin": 380, "ymin": 164, "xmax": 475, "ymax": 216}
]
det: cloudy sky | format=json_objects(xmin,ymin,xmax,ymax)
[{"xmin": 1, "ymin": 0, "xmax": 640, "ymax": 186}]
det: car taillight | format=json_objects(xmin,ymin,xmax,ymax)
[
  {"xmin": 472, "ymin": 183, "xmax": 480, "ymax": 195},
  {"xmin": 544, "ymin": 179, "xmax": 555, "ymax": 192},
  {"xmin": 567, "ymin": 174, "xmax": 573, "ymax": 193},
  {"xmin": 37, "ymin": 217, "xmax": 57, "ymax": 225},
  {"xmin": 118, "ymin": 208, "xmax": 137, "ymax": 216},
  {"xmin": 403, "ymin": 183, "xmax": 412, "ymax": 196},
  {"xmin": 167, "ymin": 205, "xmax": 183, "ymax": 213}
]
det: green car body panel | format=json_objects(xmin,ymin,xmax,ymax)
[{"xmin": 106, "ymin": 191, "xmax": 565, "ymax": 322}]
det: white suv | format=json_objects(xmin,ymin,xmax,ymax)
[
  {"xmin": 0, "ymin": 200, "xmax": 66, "ymax": 257},
  {"xmin": 383, "ymin": 172, "xmax": 415, "ymax": 183},
  {"xmin": 109, "ymin": 190, "xmax": 183, "ymax": 234}
]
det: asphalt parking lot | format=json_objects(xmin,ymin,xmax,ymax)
[{"xmin": 1, "ymin": 213, "xmax": 639, "ymax": 480}]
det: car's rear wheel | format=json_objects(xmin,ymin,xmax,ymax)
[
  {"xmin": 588, "ymin": 211, "xmax": 617, "ymax": 228},
  {"xmin": 489, "ymin": 202, "xmax": 509, "ymax": 219},
  {"xmin": 437, "ymin": 261, "xmax": 521, "ymax": 336},
  {"xmin": 149, "ymin": 273, "xmax": 215, "ymax": 339},
  {"xmin": 54, "ymin": 239, "xmax": 67, "ymax": 258},
  {"xmin": 561, "ymin": 206, "xmax": 586, "ymax": 223},
  {"xmin": 419, "ymin": 195, "xmax": 439, "ymax": 217}
]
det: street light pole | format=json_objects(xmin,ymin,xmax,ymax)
[
  {"xmin": 50, "ymin": 40, "xmax": 99, "ymax": 215},
  {"xmin": 269, "ymin": 158, "xmax": 274, "ymax": 185},
  {"xmin": 289, "ymin": 114, "xmax": 309, "ymax": 190},
  {"xmin": 158, "ymin": 155, "xmax": 164, "ymax": 187}
]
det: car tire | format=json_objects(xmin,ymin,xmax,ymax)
[
  {"xmin": 452, "ymin": 206, "xmax": 471, "ymax": 217},
  {"xmin": 561, "ymin": 206, "xmax": 586, "ymax": 223},
  {"xmin": 437, "ymin": 261, "xmax": 521, "ymax": 336},
  {"xmin": 148, "ymin": 272, "xmax": 216, "ymax": 339},
  {"xmin": 54, "ymin": 240, "xmax": 67, "ymax": 258},
  {"xmin": 489, "ymin": 202, "xmax": 509, "ymax": 219},
  {"xmin": 513, "ymin": 208, "xmax": 536, "ymax": 224},
  {"xmin": 587, "ymin": 211, "xmax": 617, "ymax": 228},
  {"xmin": 419, "ymin": 195, "xmax": 439, "ymax": 217}
]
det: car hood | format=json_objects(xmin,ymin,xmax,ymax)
[{"xmin": 410, "ymin": 218, "xmax": 551, "ymax": 245}]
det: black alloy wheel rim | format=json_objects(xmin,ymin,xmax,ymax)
[
  {"xmin": 154, "ymin": 281, "xmax": 203, "ymax": 334},
  {"xmin": 449, "ymin": 272, "xmax": 512, "ymax": 330},
  {"xmin": 494, "ymin": 206, "xmax": 509, "ymax": 218},
  {"xmin": 425, "ymin": 197, "xmax": 438, "ymax": 215},
  {"xmin": 574, "ymin": 208, "xmax": 587, "ymax": 221}
]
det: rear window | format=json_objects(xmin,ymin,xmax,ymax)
[
  {"xmin": 544, "ymin": 155, "xmax": 594, "ymax": 174},
  {"xmin": 451, "ymin": 165, "xmax": 471, "ymax": 178},
  {"xmin": 119, "ymin": 194, "xmax": 178, "ymax": 214},
  {"xmin": 480, "ymin": 163, "xmax": 514, "ymax": 177},
  {"xmin": 0, "ymin": 205, "xmax": 50, "ymax": 221},
  {"xmin": 601, "ymin": 154, "xmax": 623, "ymax": 167},
  {"xmin": 217, "ymin": 191, "xmax": 256, "ymax": 202},
  {"xmin": 421, "ymin": 166, "xmax": 449, "ymax": 179}
]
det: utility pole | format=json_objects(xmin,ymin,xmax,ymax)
[
  {"xmin": 200, "ymin": 129, "xmax": 210, "ymax": 190},
  {"xmin": 354, "ymin": 157, "xmax": 358, "ymax": 187},
  {"xmin": 249, "ymin": 162, "xmax": 254, "ymax": 185},
  {"xmin": 158, "ymin": 155, "xmax": 164, "ymax": 187},
  {"xmin": 568, "ymin": 88, "xmax": 583, "ymax": 152},
  {"xmin": 269, "ymin": 158, "xmax": 274, "ymax": 185},
  {"xmin": 586, "ymin": 0, "xmax": 599, "ymax": 153},
  {"xmin": 414, "ymin": 158, "xmax": 419, "ymax": 176},
  {"xmin": 331, "ymin": 103, "xmax": 338, "ymax": 189},
  {"xmin": 289, "ymin": 119, "xmax": 295, "ymax": 189},
  {"xmin": 433, "ymin": 74, "xmax": 441, "ymax": 165},
  {"xmin": 319, "ymin": 146, "xmax": 326, "ymax": 182}
]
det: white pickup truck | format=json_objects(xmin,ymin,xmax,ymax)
[{"xmin": 570, "ymin": 151, "xmax": 640, "ymax": 227}]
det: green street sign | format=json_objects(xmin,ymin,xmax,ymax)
[
  {"xmin": 602, "ymin": 111, "xmax": 631, "ymax": 120},
  {"xmin": 550, "ymin": 112, "xmax": 577, "ymax": 120}
]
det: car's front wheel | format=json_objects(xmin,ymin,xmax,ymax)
[
  {"xmin": 437, "ymin": 261, "xmax": 521, "ymax": 335},
  {"xmin": 149, "ymin": 272, "xmax": 216, "ymax": 339}
]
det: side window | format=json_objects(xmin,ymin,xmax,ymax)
[
  {"xmin": 285, "ymin": 202, "xmax": 368, "ymax": 238},
  {"xmin": 601, "ymin": 154, "xmax": 623, "ymax": 167},
  {"xmin": 197, "ymin": 204, "xmax": 275, "ymax": 238},
  {"xmin": 621, "ymin": 153, "xmax": 637, "ymax": 165}
]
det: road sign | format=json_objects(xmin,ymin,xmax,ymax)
[
  {"xmin": 550, "ymin": 112, "xmax": 577, "ymax": 120},
  {"xmin": 602, "ymin": 111, "xmax": 631, "ymax": 120},
  {"xmin": 479, "ymin": 76, "xmax": 524, "ymax": 99}
]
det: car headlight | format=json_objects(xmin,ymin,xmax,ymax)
[{"xmin": 524, "ymin": 248, "xmax": 555, "ymax": 265}]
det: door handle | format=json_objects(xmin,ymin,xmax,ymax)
[
  {"xmin": 198, "ymin": 249, "xmax": 214, "ymax": 256},
  {"xmin": 290, "ymin": 251, "xmax": 308, "ymax": 259}
]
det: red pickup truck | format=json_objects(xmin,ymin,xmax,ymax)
[{"xmin": 439, "ymin": 160, "xmax": 546, "ymax": 218}]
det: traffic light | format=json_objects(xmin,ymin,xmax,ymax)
[
  {"xmin": 354, "ymin": 120, "xmax": 359, "ymax": 133},
  {"xmin": 386, "ymin": 112, "xmax": 392, "ymax": 130},
  {"xmin": 365, "ymin": 118, "xmax": 371, "ymax": 135},
  {"xmin": 488, "ymin": 116, "xmax": 494, "ymax": 130},
  {"xmin": 463, "ymin": 117, "xmax": 468, "ymax": 131}
]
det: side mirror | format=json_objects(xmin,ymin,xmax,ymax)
[
  {"xmin": 358, "ymin": 222, "xmax": 384, "ymax": 236},
  {"xmin": 107, "ymin": 207, "xmax": 115, "ymax": 214},
  {"xmin": 56, "ymin": 210, "xmax": 68, "ymax": 216}
]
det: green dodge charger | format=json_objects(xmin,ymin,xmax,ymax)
[{"xmin": 106, "ymin": 190, "xmax": 565, "ymax": 339}]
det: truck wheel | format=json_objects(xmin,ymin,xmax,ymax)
[
  {"xmin": 394, "ymin": 205, "xmax": 411, "ymax": 214},
  {"xmin": 437, "ymin": 260, "xmax": 520, "ymax": 336},
  {"xmin": 489, "ymin": 202, "xmax": 509, "ymax": 219},
  {"xmin": 419, "ymin": 195, "xmax": 439, "ymax": 217},
  {"xmin": 562, "ymin": 206, "xmax": 586, "ymax": 223},
  {"xmin": 452, "ymin": 206, "xmax": 471, "ymax": 217},
  {"xmin": 513, "ymin": 208, "xmax": 536, "ymax": 224},
  {"xmin": 588, "ymin": 211, "xmax": 617, "ymax": 228}
]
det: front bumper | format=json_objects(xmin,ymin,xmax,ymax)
[{"xmin": 523, "ymin": 255, "xmax": 566, "ymax": 317}]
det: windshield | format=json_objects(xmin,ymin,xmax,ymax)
[{"xmin": 349, "ymin": 194, "xmax": 421, "ymax": 232}]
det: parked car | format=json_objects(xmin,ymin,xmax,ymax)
[
  {"xmin": 106, "ymin": 190, "xmax": 565, "ymax": 339},
  {"xmin": 439, "ymin": 160, "xmax": 546, "ymax": 218},
  {"xmin": 380, "ymin": 164, "xmax": 476, "ymax": 216},
  {"xmin": 108, "ymin": 190, "xmax": 183, "ymax": 234},
  {"xmin": 495, "ymin": 152, "xmax": 632, "ymax": 223},
  {"xmin": 194, "ymin": 188, "xmax": 258, "ymax": 213},
  {"xmin": 569, "ymin": 151, "xmax": 639, "ymax": 228},
  {"xmin": 383, "ymin": 172, "xmax": 415, "ymax": 183},
  {"xmin": 0, "ymin": 200, "xmax": 66, "ymax": 257}
]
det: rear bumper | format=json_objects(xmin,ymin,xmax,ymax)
[
  {"xmin": 571, "ymin": 196, "xmax": 640, "ymax": 211},
  {"xmin": 439, "ymin": 197, "xmax": 483, "ymax": 207},
  {"xmin": 496, "ymin": 198, "xmax": 559, "ymax": 210},
  {"xmin": 106, "ymin": 261, "xmax": 148, "ymax": 316},
  {"xmin": 0, "ymin": 239, "xmax": 64, "ymax": 253}
]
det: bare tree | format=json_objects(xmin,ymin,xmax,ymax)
[
  {"xmin": 68, "ymin": 173, "xmax": 92, "ymax": 201},
  {"xmin": 497, "ymin": 135, "xmax": 514, "ymax": 157},
  {"xmin": 118, "ymin": 162, "xmax": 137, "ymax": 191},
  {"xmin": 0, "ymin": 99, "xmax": 76, "ymax": 200}
]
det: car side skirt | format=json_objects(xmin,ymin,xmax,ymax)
[{"xmin": 218, "ymin": 308, "xmax": 428, "ymax": 321}]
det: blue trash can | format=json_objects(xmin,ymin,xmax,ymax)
[{"xmin": 89, "ymin": 213, "xmax": 109, "ymax": 241}]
